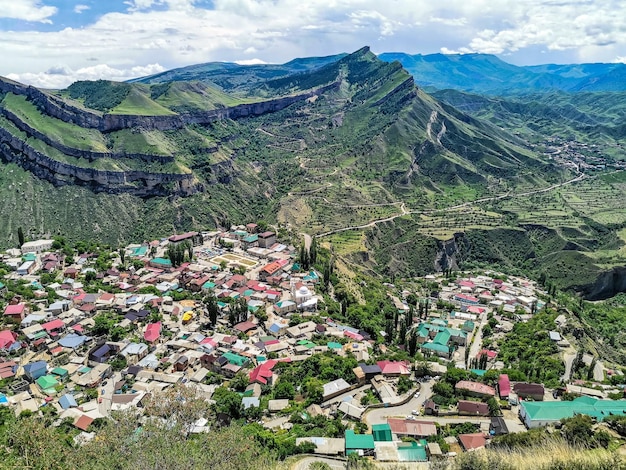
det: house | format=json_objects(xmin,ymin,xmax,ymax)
[
  {"xmin": 345, "ymin": 430, "xmax": 375, "ymax": 457},
  {"xmin": 286, "ymin": 321, "xmax": 317, "ymax": 338},
  {"xmin": 454, "ymin": 294, "xmax": 480, "ymax": 305},
  {"xmin": 490, "ymin": 417, "xmax": 509, "ymax": 436},
  {"xmin": 121, "ymin": 343, "xmax": 149, "ymax": 364},
  {"xmin": 358, "ymin": 363, "xmax": 382, "ymax": 380},
  {"xmin": 322, "ymin": 378, "xmax": 351, "ymax": 401},
  {"xmin": 23, "ymin": 360, "xmax": 48, "ymax": 381},
  {"xmin": 458, "ymin": 400, "xmax": 490, "ymax": 416},
  {"xmin": 519, "ymin": 396, "xmax": 626, "ymax": 428},
  {"xmin": 513, "ymin": 382, "xmax": 544, "ymax": 401},
  {"xmin": 89, "ymin": 343, "xmax": 118, "ymax": 364},
  {"xmin": 259, "ymin": 261, "xmax": 283, "ymax": 281},
  {"xmin": 58, "ymin": 333, "xmax": 90, "ymax": 350},
  {"xmin": 376, "ymin": 360, "xmax": 410, "ymax": 377},
  {"xmin": 498, "ymin": 374, "xmax": 511, "ymax": 400},
  {"xmin": 249, "ymin": 360, "xmax": 278, "ymax": 386},
  {"xmin": 372, "ymin": 424, "xmax": 393, "ymax": 442},
  {"xmin": 174, "ymin": 355, "xmax": 189, "ymax": 371},
  {"xmin": 59, "ymin": 393, "xmax": 78, "ymax": 409},
  {"xmin": 423, "ymin": 399, "xmax": 440, "ymax": 416},
  {"xmin": 21, "ymin": 239, "xmax": 53, "ymax": 253},
  {"xmin": 4, "ymin": 303, "xmax": 27, "ymax": 322},
  {"xmin": 458, "ymin": 433, "xmax": 487, "ymax": 451},
  {"xmin": 0, "ymin": 330, "xmax": 19, "ymax": 351},
  {"xmin": 42, "ymin": 318, "xmax": 66, "ymax": 338},
  {"xmin": 387, "ymin": 418, "xmax": 437, "ymax": 438},
  {"xmin": 257, "ymin": 231, "xmax": 276, "ymax": 249},
  {"xmin": 144, "ymin": 322, "xmax": 162, "ymax": 343},
  {"xmin": 455, "ymin": 380, "xmax": 496, "ymax": 398},
  {"xmin": 168, "ymin": 232, "xmax": 200, "ymax": 246}
]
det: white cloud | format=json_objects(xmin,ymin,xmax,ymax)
[
  {"xmin": 0, "ymin": 0, "xmax": 57, "ymax": 23},
  {"xmin": 2, "ymin": 0, "xmax": 626, "ymax": 82},
  {"xmin": 74, "ymin": 4, "xmax": 90, "ymax": 14},
  {"xmin": 7, "ymin": 63, "xmax": 165, "ymax": 89},
  {"xmin": 234, "ymin": 58, "xmax": 267, "ymax": 65}
]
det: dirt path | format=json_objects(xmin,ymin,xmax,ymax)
[{"xmin": 314, "ymin": 172, "xmax": 586, "ymax": 239}]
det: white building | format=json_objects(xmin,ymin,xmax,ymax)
[{"xmin": 21, "ymin": 239, "xmax": 54, "ymax": 254}]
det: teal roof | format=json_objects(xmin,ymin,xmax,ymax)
[
  {"xmin": 397, "ymin": 440, "xmax": 428, "ymax": 462},
  {"xmin": 421, "ymin": 342, "xmax": 450, "ymax": 353},
  {"xmin": 131, "ymin": 246, "xmax": 148, "ymax": 257},
  {"xmin": 243, "ymin": 235, "xmax": 258, "ymax": 243},
  {"xmin": 23, "ymin": 253, "xmax": 36, "ymax": 262},
  {"xmin": 462, "ymin": 320, "xmax": 476, "ymax": 331},
  {"xmin": 345, "ymin": 430, "xmax": 375, "ymax": 450},
  {"xmin": 470, "ymin": 369, "xmax": 487, "ymax": 377},
  {"xmin": 36, "ymin": 375, "xmax": 58, "ymax": 390},
  {"xmin": 202, "ymin": 281, "xmax": 216, "ymax": 289},
  {"xmin": 222, "ymin": 352, "xmax": 248, "ymax": 367},
  {"xmin": 0, "ymin": 282, "xmax": 5, "ymax": 289},
  {"xmin": 372, "ymin": 423, "xmax": 393, "ymax": 442},
  {"xmin": 432, "ymin": 319, "xmax": 447, "ymax": 326},
  {"xmin": 522, "ymin": 396, "xmax": 626, "ymax": 423},
  {"xmin": 327, "ymin": 342, "xmax": 343, "ymax": 349},
  {"xmin": 51, "ymin": 367, "xmax": 68, "ymax": 377},
  {"xmin": 151, "ymin": 257, "xmax": 172, "ymax": 267},
  {"xmin": 433, "ymin": 330, "xmax": 451, "ymax": 345}
]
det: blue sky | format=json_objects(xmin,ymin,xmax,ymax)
[{"xmin": 1, "ymin": 0, "xmax": 626, "ymax": 87}]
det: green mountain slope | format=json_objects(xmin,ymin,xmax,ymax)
[{"xmin": 5, "ymin": 47, "xmax": 626, "ymax": 297}]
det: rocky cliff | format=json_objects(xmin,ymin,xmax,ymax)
[
  {"xmin": 0, "ymin": 77, "xmax": 340, "ymax": 132},
  {"xmin": 0, "ymin": 127, "xmax": 199, "ymax": 196}
]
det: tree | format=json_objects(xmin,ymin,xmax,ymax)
[
  {"xmin": 17, "ymin": 227, "xmax": 24, "ymax": 247},
  {"xmin": 397, "ymin": 375, "xmax": 412, "ymax": 394},
  {"xmin": 561, "ymin": 414, "xmax": 594, "ymax": 447},
  {"xmin": 274, "ymin": 381, "xmax": 295, "ymax": 400},
  {"xmin": 229, "ymin": 372, "xmax": 249, "ymax": 392},
  {"xmin": 119, "ymin": 248, "xmax": 126, "ymax": 265},
  {"xmin": 206, "ymin": 294, "xmax": 219, "ymax": 326}
]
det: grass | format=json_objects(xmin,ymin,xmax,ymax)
[
  {"xmin": 110, "ymin": 87, "xmax": 177, "ymax": 116},
  {"xmin": 2, "ymin": 93, "xmax": 108, "ymax": 152},
  {"xmin": 445, "ymin": 440, "xmax": 625, "ymax": 470}
]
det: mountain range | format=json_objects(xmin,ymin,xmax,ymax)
[{"xmin": 1, "ymin": 47, "xmax": 626, "ymax": 297}]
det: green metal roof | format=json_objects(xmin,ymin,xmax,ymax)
[
  {"xmin": 433, "ymin": 330, "xmax": 451, "ymax": 345},
  {"xmin": 151, "ymin": 257, "xmax": 172, "ymax": 266},
  {"xmin": 327, "ymin": 342, "xmax": 343, "ymax": 349},
  {"xmin": 36, "ymin": 375, "xmax": 58, "ymax": 390},
  {"xmin": 522, "ymin": 396, "xmax": 626, "ymax": 423},
  {"xmin": 372, "ymin": 423, "xmax": 393, "ymax": 442},
  {"xmin": 222, "ymin": 352, "xmax": 248, "ymax": 367},
  {"xmin": 470, "ymin": 369, "xmax": 487, "ymax": 377},
  {"xmin": 51, "ymin": 367, "xmax": 68, "ymax": 377},
  {"xmin": 421, "ymin": 342, "xmax": 450, "ymax": 353},
  {"xmin": 345, "ymin": 430, "xmax": 375, "ymax": 450}
]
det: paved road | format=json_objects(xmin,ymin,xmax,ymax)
[
  {"xmin": 292, "ymin": 457, "xmax": 345, "ymax": 470},
  {"xmin": 562, "ymin": 348, "xmax": 577, "ymax": 381},
  {"xmin": 364, "ymin": 380, "xmax": 433, "ymax": 426}
]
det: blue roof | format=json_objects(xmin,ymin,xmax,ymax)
[
  {"xmin": 269, "ymin": 324, "xmax": 281, "ymax": 333},
  {"xmin": 59, "ymin": 333, "xmax": 89, "ymax": 349},
  {"xmin": 23, "ymin": 360, "xmax": 47, "ymax": 372},
  {"xmin": 92, "ymin": 344, "xmax": 112, "ymax": 358},
  {"xmin": 59, "ymin": 394, "xmax": 78, "ymax": 409}
]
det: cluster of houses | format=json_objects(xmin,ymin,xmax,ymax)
[{"xmin": 3, "ymin": 229, "xmax": 625, "ymax": 462}]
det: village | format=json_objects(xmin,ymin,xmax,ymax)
[{"xmin": 1, "ymin": 225, "xmax": 625, "ymax": 466}]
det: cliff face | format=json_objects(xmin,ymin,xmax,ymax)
[
  {"xmin": 0, "ymin": 77, "xmax": 343, "ymax": 197},
  {"xmin": 0, "ymin": 127, "xmax": 199, "ymax": 196},
  {"xmin": 578, "ymin": 267, "xmax": 626, "ymax": 300},
  {"xmin": 434, "ymin": 233, "xmax": 470, "ymax": 272},
  {"xmin": 0, "ymin": 77, "xmax": 340, "ymax": 132}
]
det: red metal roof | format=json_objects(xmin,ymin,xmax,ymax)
[
  {"xmin": 168, "ymin": 232, "xmax": 198, "ymax": 242},
  {"xmin": 498, "ymin": 374, "xmax": 511, "ymax": 398},
  {"xmin": 4, "ymin": 304, "xmax": 25, "ymax": 316},
  {"xmin": 42, "ymin": 319, "xmax": 65, "ymax": 332}
]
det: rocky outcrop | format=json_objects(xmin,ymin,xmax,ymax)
[
  {"xmin": 0, "ymin": 126, "xmax": 200, "ymax": 197},
  {"xmin": 0, "ymin": 107, "xmax": 175, "ymax": 163},
  {"xmin": 0, "ymin": 76, "xmax": 341, "ymax": 132},
  {"xmin": 434, "ymin": 232, "xmax": 470, "ymax": 272},
  {"xmin": 577, "ymin": 266, "xmax": 626, "ymax": 301}
]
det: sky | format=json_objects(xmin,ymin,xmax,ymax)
[{"xmin": 2, "ymin": 0, "xmax": 626, "ymax": 88}]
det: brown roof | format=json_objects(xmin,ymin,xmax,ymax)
[
  {"xmin": 455, "ymin": 380, "xmax": 496, "ymax": 397},
  {"xmin": 458, "ymin": 433, "xmax": 487, "ymax": 451},
  {"xmin": 458, "ymin": 400, "xmax": 490, "ymax": 416},
  {"xmin": 387, "ymin": 418, "xmax": 437, "ymax": 437},
  {"xmin": 74, "ymin": 415, "xmax": 94, "ymax": 431}
]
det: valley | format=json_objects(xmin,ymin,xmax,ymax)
[{"xmin": 1, "ymin": 48, "xmax": 626, "ymax": 300}]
